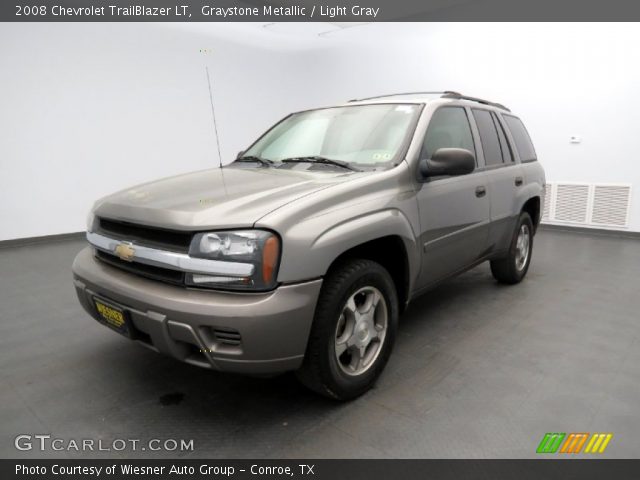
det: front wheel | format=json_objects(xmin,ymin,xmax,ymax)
[
  {"xmin": 296, "ymin": 259, "xmax": 398, "ymax": 400},
  {"xmin": 490, "ymin": 211, "xmax": 534, "ymax": 284}
]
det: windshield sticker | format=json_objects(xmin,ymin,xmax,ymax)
[{"xmin": 372, "ymin": 152, "xmax": 393, "ymax": 160}]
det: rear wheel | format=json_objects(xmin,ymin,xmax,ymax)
[
  {"xmin": 490, "ymin": 212, "xmax": 534, "ymax": 284},
  {"xmin": 296, "ymin": 259, "xmax": 398, "ymax": 400}
]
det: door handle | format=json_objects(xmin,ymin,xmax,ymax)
[
  {"xmin": 515, "ymin": 176, "xmax": 524, "ymax": 186},
  {"xmin": 475, "ymin": 186, "xmax": 486, "ymax": 198}
]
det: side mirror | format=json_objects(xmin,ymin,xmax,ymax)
[
  {"xmin": 419, "ymin": 148, "xmax": 476, "ymax": 178},
  {"xmin": 236, "ymin": 150, "xmax": 245, "ymax": 160}
]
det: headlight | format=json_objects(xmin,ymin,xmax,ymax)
[{"xmin": 186, "ymin": 230, "xmax": 280, "ymax": 291}]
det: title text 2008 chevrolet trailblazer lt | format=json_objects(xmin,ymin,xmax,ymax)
[{"xmin": 73, "ymin": 91, "xmax": 545, "ymax": 400}]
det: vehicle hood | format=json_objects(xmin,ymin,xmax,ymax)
[{"xmin": 93, "ymin": 166, "xmax": 363, "ymax": 230}]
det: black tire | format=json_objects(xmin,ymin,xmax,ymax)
[
  {"xmin": 296, "ymin": 259, "xmax": 399, "ymax": 401},
  {"xmin": 490, "ymin": 211, "xmax": 534, "ymax": 284}
]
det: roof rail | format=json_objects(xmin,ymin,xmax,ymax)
[
  {"xmin": 441, "ymin": 91, "xmax": 511, "ymax": 112},
  {"xmin": 349, "ymin": 90, "xmax": 511, "ymax": 112},
  {"xmin": 348, "ymin": 91, "xmax": 447, "ymax": 102}
]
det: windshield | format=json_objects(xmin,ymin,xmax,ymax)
[{"xmin": 242, "ymin": 104, "xmax": 421, "ymax": 169}]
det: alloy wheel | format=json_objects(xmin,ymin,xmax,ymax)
[{"xmin": 334, "ymin": 286, "xmax": 388, "ymax": 376}]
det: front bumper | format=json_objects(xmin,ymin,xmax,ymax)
[{"xmin": 72, "ymin": 247, "xmax": 322, "ymax": 374}]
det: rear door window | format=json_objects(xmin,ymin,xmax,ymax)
[
  {"xmin": 503, "ymin": 115, "xmax": 537, "ymax": 162},
  {"xmin": 472, "ymin": 109, "xmax": 502, "ymax": 166}
]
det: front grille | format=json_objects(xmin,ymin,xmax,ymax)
[
  {"xmin": 97, "ymin": 218, "xmax": 192, "ymax": 253},
  {"xmin": 95, "ymin": 249, "xmax": 184, "ymax": 286}
]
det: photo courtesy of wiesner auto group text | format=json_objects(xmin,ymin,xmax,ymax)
[{"xmin": 1, "ymin": 0, "xmax": 640, "ymax": 479}]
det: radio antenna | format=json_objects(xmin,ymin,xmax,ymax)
[{"xmin": 205, "ymin": 66, "xmax": 223, "ymax": 168}]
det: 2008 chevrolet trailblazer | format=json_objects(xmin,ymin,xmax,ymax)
[{"xmin": 73, "ymin": 91, "xmax": 545, "ymax": 400}]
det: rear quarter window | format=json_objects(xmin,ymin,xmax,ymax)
[
  {"xmin": 472, "ymin": 109, "xmax": 503, "ymax": 166},
  {"xmin": 503, "ymin": 115, "xmax": 537, "ymax": 162}
]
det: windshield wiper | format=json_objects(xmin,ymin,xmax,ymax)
[
  {"xmin": 280, "ymin": 156, "xmax": 361, "ymax": 172},
  {"xmin": 235, "ymin": 155, "xmax": 275, "ymax": 167}
]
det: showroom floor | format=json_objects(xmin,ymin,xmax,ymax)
[{"xmin": 1, "ymin": 229, "xmax": 639, "ymax": 458}]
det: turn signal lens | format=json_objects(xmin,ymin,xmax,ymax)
[{"xmin": 262, "ymin": 235, "xmax": 279, "ymax": 284}]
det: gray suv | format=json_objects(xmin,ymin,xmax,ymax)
[{"xmin": 73, "ymin": 91, "xmax": 545, "ymax": 400}]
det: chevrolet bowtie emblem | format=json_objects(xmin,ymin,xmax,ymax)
[{"xmin": 114, "ymin": 242, "xmax": 135, "ymax": 262}]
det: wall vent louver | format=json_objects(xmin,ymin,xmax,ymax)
[
  {"xmin": 553, "ymin": 184, "xmax": 590, "ymax": 224},
  {"xmin": 542, "ymin": 184, "xmax": 553, "ymax": 221},
  {"xmin": 541, "ymin": 182, "xmax": 631, "ymax": 229},
  {"xmin": 591, "ymin": 185, "xmax": 632, "ymax": 227}
]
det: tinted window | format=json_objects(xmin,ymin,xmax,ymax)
[
  {"xmin": 422, "ymin": 107, "xmax": 475, "ymax": 161},
  {"xmin": 503, "ymin": 115, "xmax": 537, "ymax": 162},
  {"xmin": 472, "ymin": 109, "xmax": 502, "ymax": 166},
  {"xmin": 492, "ymin": 112, "xmax": 513, "ymax": 163}
]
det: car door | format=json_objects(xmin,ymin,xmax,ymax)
[
  {"xmin": 415, "ymin": 106, "xmax": 491, "ymax": 291},
  {"xmin": 471, "ymin": 109, "xmax": 524, "ymax": 252}
]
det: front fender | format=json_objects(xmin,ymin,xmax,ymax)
[{"xmin": 276, "ymin": 208, "xmax": 419, "ymax": 289}]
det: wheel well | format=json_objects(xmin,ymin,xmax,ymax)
[
  {"xmin": 328, "ymin": 236, "xmax": 410, "ymax": 312},
  {"xmin": 522, "ymin": 196, "xmax": 541, "ymax": 232}
]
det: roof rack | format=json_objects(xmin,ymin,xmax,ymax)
[
  {"xmin": 349, "ymin": 91, "xmax": 447, "ymax": 102},
  {"xmin": 441, "ymin": 91, "xmax": 511, "ymax": 112},
  {"xmin": 349, "ymin": 90, "xmax": 510, "ymax": 112}
]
